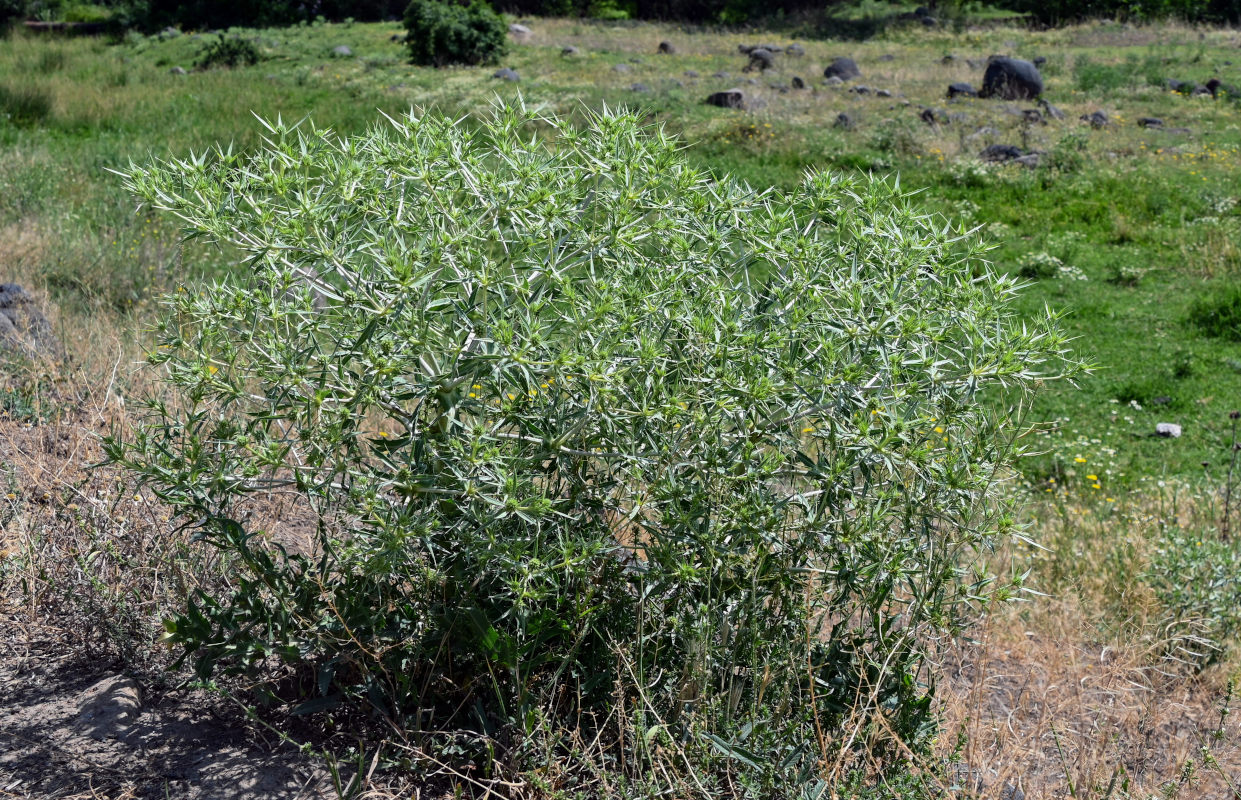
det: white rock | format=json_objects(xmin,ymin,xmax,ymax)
[{"xmin": 1156, "ymin": 422, "xmax": 1182, "ymax": 438}]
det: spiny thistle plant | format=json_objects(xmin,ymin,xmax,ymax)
[{"xmin": 108, "ymin": 102, "xmax": 1081, "ymax": 795}]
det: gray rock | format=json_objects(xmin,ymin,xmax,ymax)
[
  {"xmin": 921, "ymin": 15, "xmax": 938, "ymax": 26},
  {"xmin": 1032, "ymin": 56, "xmax": 1047, "ymax": 67},
  {"xmin": 738, "ymin": 43, "xmax": 783, "ymax": 54},
  {"xmin": 825, "ymin": 75, "xmax": 844, "ymax": 86},
  {"xmin": 159, "ymin": 26, "xmax": 181, "ymax": 38},
  {"xmin": 1039, "ymin": 98, "xmax": 1066, "ymax": 119},
  {"xmin": 824, "ymin": 57, "xmax": 861, "ymax": 81},
  {"xmin": 1138, "ymin": 116, "xmax": 1164, "ymax": 128},
  {"xmin": 508, "ymin": 23, "xmax": 531, "ymax": 43},
  {"xmin": 980, "ymin": 56, "xmax": 1043, "ymax": 100},
  {"xmin": 612, "ymin": 63, "xmax": 633, "ymax": 73},
  {"xmin": 745, "ymin": 48, "xmax": 775, "ymax": 72},
  {"xmin": 629, "ymin": 56, "xmax": 643, "ymax": 63},
  {"xmin": 850, "ymin": 85, "xmax": 871, "ymax": 95},
  {"xmin": 999, "ymin": 784, "xmax": 1025, "ymax": 800},
  {"xmin": 1162, "ymin": 126, "xmax": 1193, "ymax": 135},
  {"xmin": 705, "ymin": 88, "xmax": 746, "ymax": 109},
  {"xmin": 683, "ymin": 69, "xmax": 699, "ymax": 78},
  {"xmin": 493, "ymin": 67, "xmax": 520, "ymax": 81},
  {"xmin": 331, "ymin": 45, "xmax": 352, "ymax": 57},
  {"xmin": 561, "ymin": 45, "xmax": 579, "ymax": 56},
  {"xmin": 1156, "ymin": 422, "xmax": 1182, "ymax": 438},
  {"xmin": 834, "ymin": 111, "xmax": 855, "ymax": 129},
  {"xmin": 1014, "ymin": 153, "xmax": 1043, "ymax": 168},
  {"xmin": 878, "ymin": 53, "xmax": 895, "ymax": 61},
  {"xmin": 1022, "ymin": 108, "xmax": 1043, "ymax": 124},
  {"xmin": 712, "ymin": 70, "xmax": 730, "ymax": 79},
  {"xmin": 169, "ymin": 65, "xmax": 187, "ymax": 75},
  {"xmin": 942, "ymin": 54, "xmax": 958, "ymax": 64},
  {"xmin": 657, "ymin": 40, "xmax": 676, "ymax": 54},
  {"xmin": 630, "ymin": 82, "xmax": 651, "ymax": 92},
  {"xmin": 967, "ymin": 126, "xmax": 1001, "ymax": 142},
  {"xmin": 947, "ymin": 82, "xmax": 977, "ymax": 98},
  {"xmin": 980, "ymin": 143, "xmax": 1024, "ymax": 162},
  {"xmin": 0, "ymin": 284, "xmax": 60, "ymax": 359},
  {"xmin": 791, "ymin": 75, "xmax": 805, "ymax": 89},
  {"xmin": 786, "ymin": 43, "xmax": 805, "ymax": 56},
  {"xmin": 876, "ymin": 88, "xmax": 892, "ymax": 97},
  {"xmin": 1081, "ymin": 110, "xmax": 1109, "ymax": 128},
  {"xmin": 920, "ymin": 107, "xmax": 945, "ymax": 125}
]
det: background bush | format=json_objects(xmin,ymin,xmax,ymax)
[
  {"xmin": 111, "ymin": 105, "xmax": 1077, "ymax": 793},
  {"xmin": 403, "ymin": 0, "xmax": 507, "ymax": 67}
]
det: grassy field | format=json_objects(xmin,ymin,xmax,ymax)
[{"xmin": 3, "ymin": 12, "xmax": 1241, "ymax": 798}]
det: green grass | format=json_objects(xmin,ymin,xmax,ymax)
[{"xmin": 2, "ymin": 16, "xmax": 1241, "ymax": 484}]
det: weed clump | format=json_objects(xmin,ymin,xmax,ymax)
[
  {"xmin": 194, "ymin": 34, "xmax": 264, "ymax": 70},
  {"xmin": 111, "ymin": 105, "xmax": 1079, "ymax": 793},
  {"xmin": 0, "ymin": 83, "xmax": 52, "ymax": 127},
  {"xmin": 1189, "ymin": 284, "xmax": 1241, "ymax": 341},
  {"xmin": 403, "ymin": 0, "xmax": 507, "ymax": 67}
]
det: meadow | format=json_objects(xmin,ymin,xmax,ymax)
[{"xmin": 2, "ymin": 9, "xmax": 1241, "ymax": 799}]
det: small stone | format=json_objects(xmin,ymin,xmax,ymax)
[
  {"xmin": 331, "ymin": 45, "xmax": 352, "ymax": 57},
  {"xmin": 169, "ymin": 65, "xmax": 187, "ymax": 75},
  {"xmin": 612, "ymin": 63, "xmax": 632, "ymax": 73},
  {"xmin": 824, "ymin": 57, "xmax": 861, "ymax": 81},
  {"xmin": 0, "ymin": 283, "xmax": 60, "ymax": 359},
  {"xmin": 850, "ymin": 85, "xmax": 871, "ymax": 95},
  {"xmin": 825, "ymin": 75, "xmax": 844, "ymax": 86},
  {"xmin": 630, "ymin": 82, "xmax": 651, "ymax": 92},
  {"xmin": 1156, "ymin": 422, "xmax": 1182, "ymax": 438},
  {"xmin": 834, "ymin": 111, "xmax": 855, "ymax": 129},
  {"xmin": 1080, "ymin": 110, "xmax": 1109, "ymax": 128},
  {"xmin": 712, "ymin": 70, "xmax": 730, "ymax": 79},
  {"xmin": 786, "ymin": 43, "xmax": 805, "ymax": 56},
  {"xmin": 948, "ymin": 82, "xmax": 977, "ymax": 98},
  {"xmin": 493, "ymin": 67, "xmax": 520, "ymax": 81},
  {"xmin": 980, "ymin": 143, "xmax": 1023, "ymax": 162},
  {"xmin": 705, "ymin": 88, "xmax": 746, "ymax": 109},
  {"xmin": 876, "ymin": 88, "xmax": 892, "ymax": 97},
  {"xmin": 657, "ymin": 40, "xmax": 676, "ymax": 54},
  {"xmin": 1138, "ymin": 116, "xmax": 1164, "ymax": 128},
  {"xmin": 508, "ymin": 23, "xmax": 531, "ymax": 43},
  {"xmin": 878, "ymin": 53, "xmax": 895, "ymax": 61},
  {"xmin": 561, "ymin": 45, "xmax": 579, "ymax": 56},
  {"xmin": 791, "ymin": 76, "xmax": 805, "ymax": 89}
]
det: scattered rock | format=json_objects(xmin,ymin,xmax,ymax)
[
  {"xmin": 834, "ymin": 111, "xmax": 855, "ymax": 129},
  {"xmin": 612, "ymin": 63, "xmax": 633, "ymax": 73},
  {"xmin": 743, "ymin": 77, "xmax": 758, "ymax": 85},
  {"xmin": 628, "ymin": 56, "xmax": 643, "ymax": 63},
  {"xmin": 630, "ymin": 82, "xmax": 651, "ymax": 92},
  {"xmin": 980, "ymin": 56, "xmax": 1043, "ymax": 100},
  {"xmin": 657, "ymin": 40, "xmax": 676, "ymax": 54},
  {"xmin": 1014, "ymin": 152, "xmax": 1043, "ymax": 168},
  {"xmin": 980, "ymin": 143, "xmax": 1024, "ymax": 163},
  {"xmin": 1138, "ymin": 116, "xmax": 1164, "ymax": 128},
  {"xmin": 850, "ymin": 85, "xmax": 871, "ymax": 95},
  {"xmin": 1038, "ymin": 98, "xmax": 1066, "ymax": 119},
  {"xmin": 744, "ymin": 48, "xmax": 775, "ymax": 72},
  {"xmin": 739, "ymin": 43, "xmax": 783, "ymax": 54},
  {"xmin": 684, "ymin": 69, "xmax": 699, "ymax": 78},
  {"xmin": 942, "ymin": 54, "xmax": 958, "ymax": 64},
  {"xmin": 169, "ymin": 65, "xmax": 187, "ymax": 75},
  {"xmin": 876, "ymin": 88, "xmax": 892, "ymax": 97},
  {"xmin": 825, "ymin": 75, "xmax": 844, "ymax": 86},
  {"xmin": 508, "ymin": 23, "xmax": 531, "ymax": 43},
  {"xmin": 967, "ymin": 125, "xmax": 1001, "ymax": 142},
  {"xmin": 1080, "ymin": 110, "xmax": 1109, "ymax": 128},
  {"xmin": 921, "ymin": 15, "xmax": 938, "ymax": 26},
  {"xmin": 1156, "ymin": 422, "xmax": 1182, "ymax": 438},
  {"xmin": 0, "ymin": 284, "xmax": 60, "ymax": 358},
  {"xmin": 1032, "ymin": 56, "xmax": 1047, "ymax": 67},
  {"xmin": 492, "ymin": 67, "xmax": 520, "ymax": 81},
  {"xmin": 920, "ymin": 107, "xmax": 946, "ymax": 125},
  {"xmin": 786, "ymin": 43, "xmax": 805, "ymax": 56},
  {"xmin": 705, "ymin": 88, "xmax": 746, "ymax": 109},
  {"xmin": 999, "ymin": 784, "xmax": 1026, "ymax": 800},
  {"xmin": 1022, "ymin": 108, "xmax": 1043, "ymax": 124},
  {"xmin": 561, "ymin": 45, "xmax": 579, "ymax": 56},
  {"xmin": 947, "ymin": 82, "xmax": 977, "ymax": 98},
  {"xmin": 824, "ymin": 57, "xmax": 861, "ymax": 81},
  {"xmin": 791, "ymin": 75, "xmax": 805, "ymax": 89},
  {"xmin": 712, "ymin": 70, "xmax": 730, "ymax": 79}
]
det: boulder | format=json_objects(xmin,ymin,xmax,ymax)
[
  {"xmin": 1080, "ymin": 110, "xmax": 1109, "ymax": 128},
  {"xmin": 0, "ymin": 284, "xmax": 60, "ymax": 359},
  {"xmin": 508, "ymin": 23, "xmax": 531, "ymax": 43},
  {"xmin": 947, "ymin": 82, "xmax": 977, "ymax": 98},
  {"xmin": 979, "ymin": 144, "xmax": 1023, "ymax": 163},
  {"xmin": 979, "ymin": 57, "xmax": 1043, "ymax": 100},
  {"xmin": 1156, "ymin": 422, "xmax": 1182, "ymax": 438},
  {"xmin": 705, "ymin": 88, "xmax": 746, "ymax": 110},
  {"xmin": 493, "ymin": 67, "xmax": 520, "ymax": 81},
  {"xmin": 824, "ymin": 57, "xmax": 861, "ymax": 81},
  {"xmin": 786, "ymin": 43, "xmax": 805, "ymax": 56},
  {"xmin": 657, "ymin": 40, "xmax": 676, "ymax": 54},
  {"xmin": 744, "ymin": 48, "xmax": 775, "ymax": 72}
]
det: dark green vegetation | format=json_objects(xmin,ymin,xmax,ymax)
[{"xmin": 405, "ymin": 0, "xmax": 509, "ymax": 65}]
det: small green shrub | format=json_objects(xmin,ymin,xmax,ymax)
[
  {"xmin": 0, "ymin": 83, "xmax": 52, "ymax": 127},
  {"xmin": 111, "ymin": 106, "xmax": 1078, "ymax": 792},
  {"xmin": 403, "ymin": 0, "xmax": 507, "ymax": 67},
  {"xmin": 194, "ymin": 33, "xmax": 263, "ymax": 70},
  {"xmin": 1189, "ymin": 284, "xmax": 1241, "ymax": 341}
]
